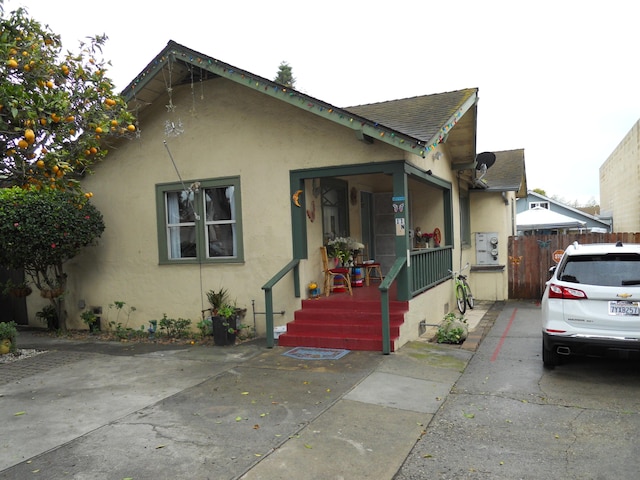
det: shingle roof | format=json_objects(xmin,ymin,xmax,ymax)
[
  {"xmin": 122, "ymin": 41, "xmax": 478, "ymax": 159},
  {"xmin": 480, "ymin": 148, "xmax": 526, "ymax": 193},
  {"xmin": 344, "ymin": 89, "xmax": 478, "ymax": 144}
]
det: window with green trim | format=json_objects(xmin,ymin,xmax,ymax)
[
  {"xmin": 156, "ymin": 177, "xmax": 243, "ymax": 263},
  {"xmin": 459, "ymin": 189, "xmax": 471, "ymax": 247}
]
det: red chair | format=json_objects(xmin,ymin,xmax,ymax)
[{"xmin": 320, "ymin": 246, "xmax": 352, "ymax": 296}]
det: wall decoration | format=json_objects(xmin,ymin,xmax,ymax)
[
  {"xmin": 306, "ymin": 200, "xmax": 316, "ymax": 222},
  {"xmin": 292, "ymin": 189, "xmax": 303, "ymax": 207}
]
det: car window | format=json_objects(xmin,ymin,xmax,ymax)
[{"xmin": 558, "ymin": 254, "xmax": 640, "ymax": 287}]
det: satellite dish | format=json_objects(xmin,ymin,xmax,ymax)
[{"xmin": 475, "ymin": 151, "xmax": 496, "ymax": 170}]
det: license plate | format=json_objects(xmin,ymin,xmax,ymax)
[{"xmin": 609, "ymin": 301, "xmax": 640, "ymax": 316}]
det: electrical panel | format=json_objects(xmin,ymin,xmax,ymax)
[{"xmin": 475, "ymin": 232, "xmax": 499, "ymax": 265}]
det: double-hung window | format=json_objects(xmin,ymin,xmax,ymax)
[{"xmin": 156, "ymin": 177, "xmax": 243, "ymax": 263}]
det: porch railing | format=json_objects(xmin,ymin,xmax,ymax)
[
  {"xmin": 410, "ymin": 246, "xmax": 453, "ymax": 296},
  {"xmin": 262, "ymin": 258, "xmax": 300, "ymax": 348},
  {"xmin": 379, "ymin": 256, "xmax": 407, "ymax": 355}
]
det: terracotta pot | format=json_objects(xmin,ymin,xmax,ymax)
[
  {"xmin": 40, "ymin": 288, "xmax": 64, "ymax": 299},
  {"xmin": 9, "ymin": 287, "xmax": 32, "ymax": 297}
]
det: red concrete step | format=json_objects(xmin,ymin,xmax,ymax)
[
  {"xmin": 277, "ymin": 333, "xmax": 395, "ymax": 352},
  {"xmin": 284, "ymin": 321, "xmax": 401, "ymax": 338}
]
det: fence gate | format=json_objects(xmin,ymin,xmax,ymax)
[{"xmin": 508, "ymin": 233, "xmax": 640, "ymax": 300}]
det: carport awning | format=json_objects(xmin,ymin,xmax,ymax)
[{"xmin": 516, "ymin": 207, "xmax": 586, "ymax": 230}]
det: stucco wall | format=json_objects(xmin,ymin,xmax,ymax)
[
  {"xmin": 47, "ymin": 77, "xmax": 416, "ymax": 333},
  {"xmin": 468, "ymin": 190, "xmax": 514, "ymax": 301}
]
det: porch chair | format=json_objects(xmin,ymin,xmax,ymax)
[
  {"xmin": 355, "ymin": 244, "xmax": 383, "ymax": 286},
  {"xmin": 320, "ymin": 246, "xmax": 352, "ymax": 296}
]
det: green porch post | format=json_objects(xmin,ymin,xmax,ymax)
[{"xmin": 392, "ymin": 170, "xmax": 410, "ymax": 301}]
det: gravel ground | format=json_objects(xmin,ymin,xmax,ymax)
[{"xmin": 0, "ymin": 349, "xmax": 48, "ymax": 364}]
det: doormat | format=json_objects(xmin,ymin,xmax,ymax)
[{"xmin": 282, "ymin": 347, "xmax": 350, "ymax": 360}]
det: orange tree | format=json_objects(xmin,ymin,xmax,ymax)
[
  {"xmin": 0, "ymin": 6, "xmax": 136, "ymax": 191},
  {"xmin": 0, "ymin": 5, "xmax": 136, "ymax": 328}
]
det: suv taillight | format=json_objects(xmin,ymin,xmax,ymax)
[{"xmin": 548, "ymin": 283, "xmax": 588, "ymax": 300}]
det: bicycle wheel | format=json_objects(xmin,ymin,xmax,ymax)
[
  {"xmin": 464, "ymin": 281, "xmax": 475, "ymax": 309},
  {"xmin": 456, "ymin": 284, "xmax": 466, "ymax": 314}
]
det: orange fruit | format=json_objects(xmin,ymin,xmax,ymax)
[
  {"xmin": 46, "ymin": 80, "xmax": 54, "ymax": 88},
  {"xmin": 52, "ymin": 165, "xmax": 59, "ymax": 173},
  {"xmin": 127, "ymin": 125, "xmax": 136, "ymax": 132},
  {"xmin": 36, "ymin": 160, "xmax": 45, "ymax": 169},
  {"xmin": 18, "ymin": 139, "xmax": 29, "ymax": 149},
  {"xmin": 104, "ymin": 98, "xmax": 116, "ymax": 106},
  {"xmin": 66, "ymin": 115, "xmax": 75, "ymax": 122},
  {"xmin": 110, "ymin": 119, "xmax": 118, "ymax": 127},
  {"xmin": 40, "ymin": 118, "xmax": 47, "ymax": 126},
  {"xmin": 25, "ymin": 129, "xmax": 35, "ymax": 144},
  {"xmin": 89, "ymin": 147, "xmax": 97, "ymax": 155},
  {"xmin": 95, "ymin": 126, "xmax": 103, "ymax": 134}
]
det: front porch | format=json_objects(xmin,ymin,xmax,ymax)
[{"xmin": 272, "ymin": 246, "xmax": 452, "ymax": 352}]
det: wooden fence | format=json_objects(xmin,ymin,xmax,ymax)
[{"xmin": 508, "ymin": 233, "xmax": 640, "ymax": 300}]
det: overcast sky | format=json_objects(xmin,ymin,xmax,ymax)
[{"xmin": 6, "ymin": 0, "xmax": 639, "ymax": 204}]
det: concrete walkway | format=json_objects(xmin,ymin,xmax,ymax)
[{"xmin": 0, "ymin": 302, "xmax": 498, "ymax": 480}]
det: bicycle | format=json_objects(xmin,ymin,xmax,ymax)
[{"xmin": 448, "ymin": 263, "xmax": 474, "ymax": 314}]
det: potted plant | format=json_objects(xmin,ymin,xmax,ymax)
[
  {"xmin": 2, "ymin": 279, "xmax": 32, "ymax": 298},
  {"xmin": 36, "ymin": 305, "xmax": 59, "ymax": 331},
  {"xmin": 81, "ymin": 309, "xmax": 100, "ymax": 333},
  {"xmin": 0, "ymin": 321, "xmax": 18, "ymax": 355},
  {"xmin": 212, "ymin": 303, "xmax": 238, "ymax": 346},
  {"xmin": 206, "ymin": 288, "xmax": 230, "ymax": 316}
]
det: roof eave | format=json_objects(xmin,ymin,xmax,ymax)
[{"xmin": 122, "ymin": 41, "xmax": 467, "ymax": 159}]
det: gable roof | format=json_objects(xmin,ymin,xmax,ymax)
[
  {"xmin": 519, "ymin": 191, "xmax": 611, "ymax": 231},
  {"xmin": 516, "ymin": 206, "xmax": 586, "ymax": 230},
  {"xmin": 121, "ymin": 41, "xmax": 478, "ymax": 161},
  {"xmin": 477, "ymin": 149, "xmax": 527, "ymax": 195}
]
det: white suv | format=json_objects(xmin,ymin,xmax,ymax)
[{"xmin": 541, "ymin": 241, "xmax": 640, "ymax": 367}]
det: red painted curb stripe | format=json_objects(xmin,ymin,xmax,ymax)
[{"xmin": 490, "ymin": 308, "xmax": 517, "ymax": 362}]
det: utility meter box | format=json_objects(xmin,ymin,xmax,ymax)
[{"xmin": 475, "ymin": 232, "xmax": 499, "ymax": 265}]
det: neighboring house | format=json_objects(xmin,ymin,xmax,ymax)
[
  {"xmin": 27, "ymin": 41, "xmax": 525, "ymax": 351},
  {"xmin": 516, "ymin": 191, "xmax": 611, "ymax": 234},
  {"xmin": 600, "ymin": 118, "xmax": 640, "ymax": 232}
]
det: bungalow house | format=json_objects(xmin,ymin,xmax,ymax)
[{"xmin": 24, "ymin": 41, "xmax": 526, "ymax": 352}]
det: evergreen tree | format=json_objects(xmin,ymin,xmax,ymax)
[{"xmin": 274, "ymin": 61, "xmax": 295, "ymax": 88}]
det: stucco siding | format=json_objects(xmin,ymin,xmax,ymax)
[{"xmin": 46, "ymin": 78, "xmax": 417, "ymax": 332}]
